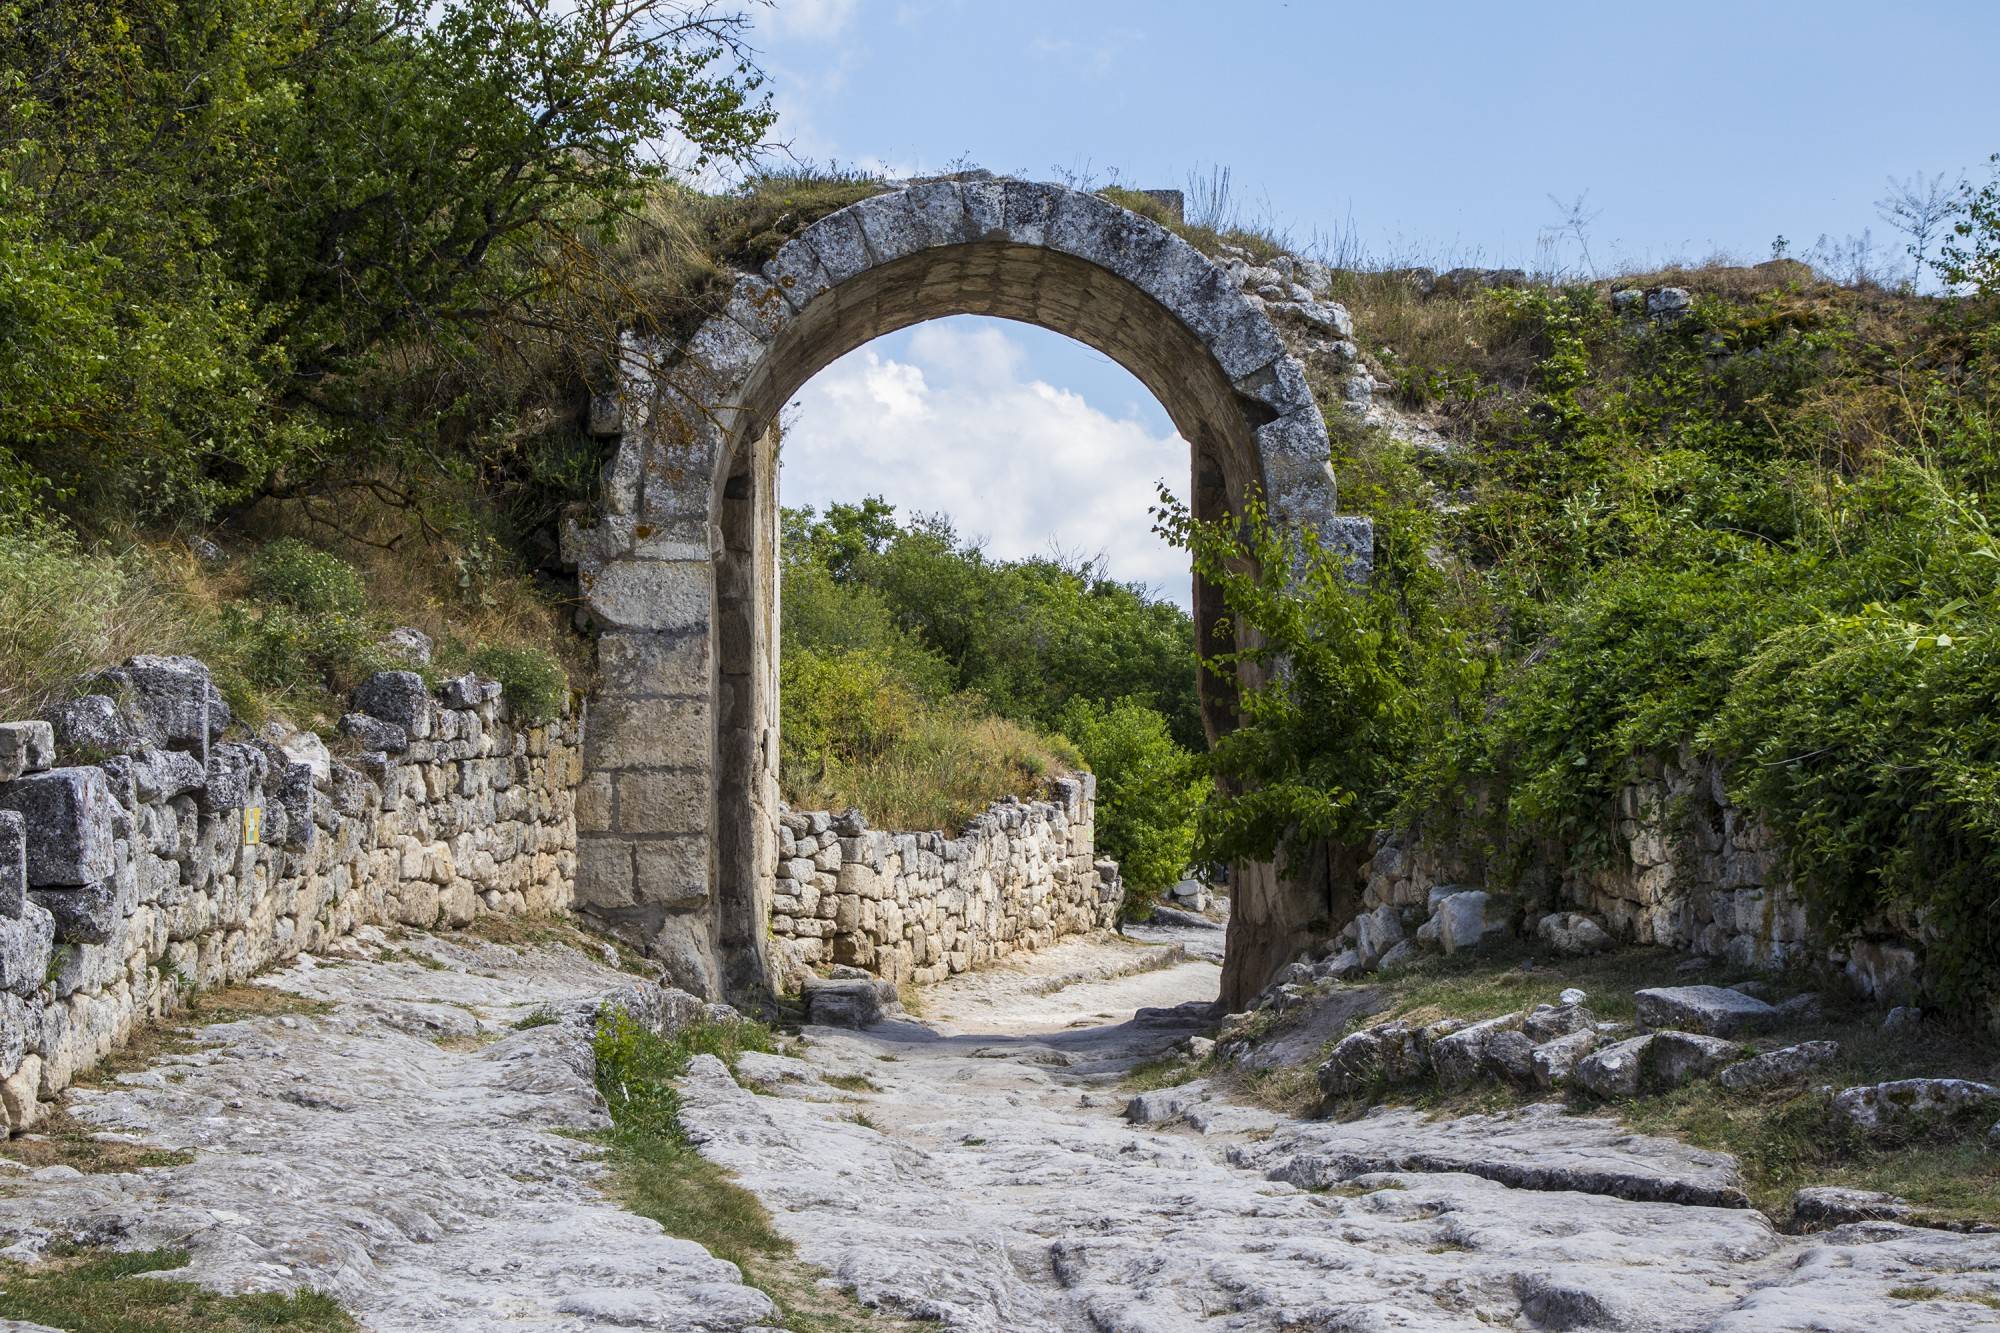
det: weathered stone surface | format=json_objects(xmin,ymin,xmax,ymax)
[
  {"xmin": 338, "ymin": 712, "xmax": 408, "ymax": 755},
  {"xmin": 1124, "ymin": 1083, "xmax": 1202, "ymax": 1125},
  {"xmin": 50, "ymin": 694, "xmax": 138, "ymax": 756},
  {"xmin": 1576, "ymin": 1035, "xmax": 1654, "ymax": 1099},
  {"xmin": 1832, "ymin": 1078, "xmax": 2000, "ymax": 1135},
  {"xmin": 1317, "ymin": 1021, "xmax": 1435, "ymax": 1098},
  {"xmin": 1535, "ymin": 910, "xmax": 1613, "ymax": 956},
  {"xmin": 1719, "ymin": 1040, "xmax": 1840, "ymax": 1091},
  {"xmin": 92, "ymin": 654, "xmax": 228, "ymax": 759},
  {"xmin": 351, "ymin": 671, "xmax": 434, "ymax": 741},
  {"xmin": 1790, "ymin": 1185, "xmax": 1913, "ymax": 1229},
  {"xmin": 0, "ymin": 767, "xmax": 116, "ymax": 887},
  {"xmin": 379, "ymin": 626, "xmax": 434, "ymax": 666},
  {"xmin": 1531, "ymin": 1029, "xmax": 1599, "ymax": 1089},
  {"xmin": 1635, "ymin": 984, "xmax": 1778, "ymax": 1037},
  {"xmin": 0, "ymin": 939, "xmax": 777, "ymax": 1327},
  {"xmin": 0, "ymin": 723, "xmax": 54, "ymax": 782},
  {"xmin": 1435, "ymin": 889, "xmax": 1500, "ymax": 953},
  {"xmin": 1432, "ymin": 1014, "xmax": 1531, "ymax": 1088},
  {"xmin": 803, "ymin": 976, "xmax": 898, "ymax": 1028},
  {"xmin": 1648, "ymin": 1030, "xmax": 1744, "ymax": 1087}
]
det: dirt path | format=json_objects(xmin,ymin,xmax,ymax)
[{"xmin": 685, "ymin": 925, "xmax": 2000, "ymax": 1331}]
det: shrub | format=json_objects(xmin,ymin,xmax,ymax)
[
  {"xmin": 247, "ymin": 540, "xmax": 367, "ymax": 618},
  {"xmin": 1060, "ymin": 699, "xmax": 1208, "ymax": 918},
  {"xmin": 471, "ymin": 644, "xmax": 569, "ymax": 724}
]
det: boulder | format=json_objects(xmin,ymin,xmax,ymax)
[
  {"xmin": 1431, "ymin": 1014, "xmax": 1534, "ymax": 1089},
  {"xmin": 1353, "ymin": 904, "xmax": 1404, "ymax": 966},
  {"xmin": 1634, "ymin": 985, "xmax": 1778, "ymax": 1038},
  {"xmin": 351, "ymin": 671, "xmax": 434, "ymax": 741},
  {"xmin": 1647, "ymin": 1031, "xmax": 1744, "ymax": 1088},
  {"xmin": 1313, "ymin": 949, "xmax": 1365, "ymax": 982},
  {"xmin": 1317, "ymin": 1022, "xmax": 1431, "ymax": 1099},
  {"xmin": 379, "ymin": 627, "xmax": 435, "ymax": 667},
  {"xmin": 1435, "ymin": 890, "xmax": 1501, "ymax": 954},
  {"xmin": 92, "ymin": 655, "xmax": 229, "ymax": 760},
  {"xmin": 1124, "ymin": 1084, "xmax": 1202, "ymax": 1125},
  {"xmin": 0, "ymin": 722, "xmax": 54, "ymax": 782},
  {"xmin": 1646, "ymin": 287, "xmax": 1692, "ymax": 320},
  {"xmin": 1531, "ymin": 1029, "xmax": 1598, "ymax": 1089},
  {"xmin": 802, "ymin": 976, "xmax": 898, "ymax": 1028},
  {"xmin": 1576, "ymin": 1036, "xmax": 1654, "ymax": 1100},
  {"xmin": 1535, "ymin": 911, "xmax": 1613, "ymax": 956},
  {"xmin": 1882, "ymin": 1005, "xmax": 1922, "ymax": 1033},
  {"xmin": 1522, "ymin": 999, "xmax": 1595, "ymax": 1043},
  {"xmin": 1717, "ymin": 1041, "xmax": 1840, "ymax": 1091},
  {"xmin": 1831, "ymin": 1079, "xmax": 2000, "ymax": 1136},
  {"xmin": 0, "ymin": 767, "xmax": 117, "ymax": 886},
  {"xmin": 1375, "ymin": 939, "xmax": 1420, "ymax": 973},
  {"xmin": 1791, "ymin": 1186, "xmax": 1912, "ymax": 1229},
  {"xmin": 339, "ymin": 713, "xmax": 410, "ymax": 755},
  {"xmin": 51, "ymin": 694, "xmax": 140, "ymax": 756},
  {"xmin": 441, "ymin": 673, "xmax": 503, "ymax": 709}
]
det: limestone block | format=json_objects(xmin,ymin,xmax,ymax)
[
  {"xmin": 92, "ymin": 655, "xmax": 229, "ymax": 761},
  {"xmin": 0, "ymin": 766, "xmax": 117, "ymax": 886},
  {"xmin": 352, "ymin": 671, "xmax": 434, "ymax": 741},
  {"xmin": 585, "ymin": 697, "xmax": 709, "ymax": 772},
  {"xmin": 0, "ymin": 722, "xmax": 54, "ymax": 781},
  {"xmin": 1634, "ymin": 986, "xmax": 1777, "ymax": 1038},
  {"xmin": 634, "ymin": 837, "xmax": 708, "ymax": 907},
  {"xmin": 616, "ymin": 769, "xmax": 706, "ymax": 835},
  {"xmin": 51, "ymin": 694, "xmax": 141, "ymax": 757}
]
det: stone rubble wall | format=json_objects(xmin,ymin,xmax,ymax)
[
  {"xmin": 767, "ymin": 774, "xmax": 1121, "ymax": 990},
  {"xmin": 0, "ymin": 655, "xmax": 580, "ymax": 1132},
  {"xmin": 1359, "ymin": 746, "xmax": 1922, "ymax": 1002}
]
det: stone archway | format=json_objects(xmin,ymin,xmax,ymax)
[{"xmin": 565, "ymin": 177, "xmax": 1370, "ymax": 1008}]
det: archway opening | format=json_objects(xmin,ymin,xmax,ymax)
[{"xmin": 573, "ymin": 181, "xmax": 1356, "ymax": 1008}]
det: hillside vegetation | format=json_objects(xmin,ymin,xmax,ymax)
[{"xmin": 1139, "ymin": 166, "xmax": 2000, "ymax": 1004}]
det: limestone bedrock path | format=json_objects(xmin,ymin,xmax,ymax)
[
  {"xmin": 687, "ymin": 927, "xmax": 2000, "ymax": 1332},
  {"xmin": 0, "ymin": 924, "xmax": 1997, "ymax": 1331}
]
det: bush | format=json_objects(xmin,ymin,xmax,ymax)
[
  {"xmin": 1060, "ymin": 699, "xmax": 1208, "ymax": 919},
  {"xmin": 247, "ymin": 540, "xmax": 367, "ymax": 618},
  {"xmin": 471, "ymin": 644, "xmax": 570, "ymax": 725}
]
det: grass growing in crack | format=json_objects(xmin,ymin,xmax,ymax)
[
  {"xmin": 590, "ymin": 1008, "xmax": 928, "ymax": 1331},
  {"xmin": 0, "ymin": 1247, "xmax": 354, "ymax": 1331},
  {"xmin": 1122, "ymin": 1051, "xmax": 1207, "ymax": 1092},
  {"xmin": 822, "ymin": 1073, "xmax": 879, "ymax": 1093},
  {"xmin": 511, "ymin": 1005, "xmax": 561, "ymax": 1031}
]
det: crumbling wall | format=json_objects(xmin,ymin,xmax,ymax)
[
  {"xmin": 766, "ymin": 775, "xmax": 1120, "ymax": 989},
  {"xmin": 0, "ymin": 655, "xmax": 579, "ymax": 1131}
]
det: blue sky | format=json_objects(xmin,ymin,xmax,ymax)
[{"xmin": 750, "ymin": 0, "xmax": 2000, "ymax": 602}]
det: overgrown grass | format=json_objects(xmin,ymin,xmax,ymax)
[
  {"xmin": 782, "ymin": 697, "xmax": 1081, "ymax": 832},
  {"xmin": 0, "ymin": 1248, "xmax": 353, "ymax": 1331},
  {"xmin": 0, "ymin": 509, "xmax": 578, "ymax": 737},
  {"xmin": 1122, "ymin": 1051, "xmax": 1206, "ymax": 1093},
  {"xmin": 590, "ymin": 1007, "xmax": 930, "ymax": 1331}
]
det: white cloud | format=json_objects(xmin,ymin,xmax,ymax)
[
  {"xmin": 756, "ymin": 0, "xmax": 859, "ymax": 42},
  {"xmin": 779, "ymin": 321, "xmax": 1194, "ymax": 606}
]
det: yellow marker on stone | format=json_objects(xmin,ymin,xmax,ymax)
[{"xmin": 242, "ymin": 806, "xmax": 263, "ymax": 846}]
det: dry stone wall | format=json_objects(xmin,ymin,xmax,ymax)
[
  {"xmin": 767, "ymin": 775, "xmax": 1120, "ymax": 990},
  {"xmin": 1358, "ymin": 746, "xmax": 1922, "ymax": 1002},
  {"xmin": 0, "ymin": 655, "xmax": 580, "ymax": 1133}
]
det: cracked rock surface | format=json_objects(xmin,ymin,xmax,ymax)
[
  {"xmin": 680, "ymin": 929, "xmax": 2000, "ymax": 1331},
  {"xmin": 0, "ymin": 927, "xmax": 775, "ymax": 1332}
]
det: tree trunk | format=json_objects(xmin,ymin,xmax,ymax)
[{"xmin": 1218, "ymin": 839, "xmax": 1364, "ymax": 1010}]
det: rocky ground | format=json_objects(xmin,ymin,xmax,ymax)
[
  {"xmin": 695, "ymin": 919, "xmax": 2000, "ymax": 1331},
  {"xmin": 0, "ymin": 916, "xmax": 1997, "ymax": 1330}
]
